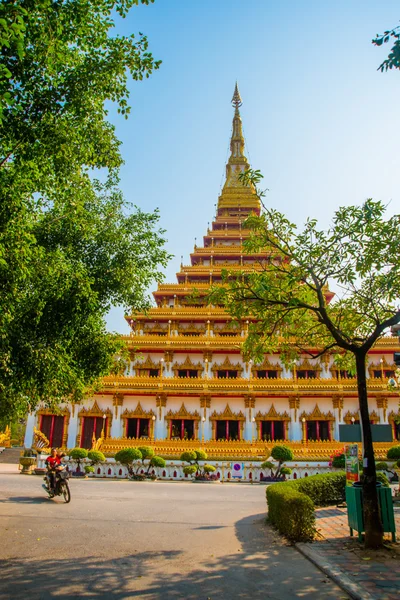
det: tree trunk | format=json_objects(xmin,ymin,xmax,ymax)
[{"xmin": 355, "ymin": 351, "xmax": 383, "ymax": 548}]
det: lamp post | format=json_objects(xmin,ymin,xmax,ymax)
[
  {"xmin": 201, "ymin": 416, "xmax": 206, "ymax": 443},
  {"xmin": 252, "ymin": 417, "xmax": 256, "ymax": 443},
  {"xmin": 351, "ymin": 416, "xmax": 355, "ymax": 425},
  {"xmin": 204, "ymin": 358, "xmax": 208, "ymax": 379},
  {"xmin": 160, "ymin": 357, "xmax": 164, "ymax": 379},
  {"xmin": 292, "ymin": 360, "xmax": 298, "ymax": 382},
  {"xmin": 151, "ymin": 415, "xmax": 156, "ymax": 441},
  {"xmin": 380, "ymin": 358, "xmax": 384, "ymax": 381},
  {"xmin": 101, "ymin": 413, "xmax": 107, "ymax": 437}
]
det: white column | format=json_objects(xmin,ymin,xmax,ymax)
[
  {"xmin": 289, "ymin": 399, "xmax": 301, "ymax": 441},
  {"xmin": 155, "ymin": 395, "xmax": 167, "ymax": 439},
  {"xmin": 111, "ymin": 397, "xmax": 123, "ymax": 438},
  {"xmin": 244, "ymin": 397, "xmax": 255, "ymax": 440},
  {"xmin": 200, "ymin": 396, "xmax": 211, "ymax": 440},
  {"xmin": 67, "ymin": 407, "xmax": 79, "ymax": 449},
  {"xmin": 24, "ymin": 413, "xmax": 36, "ymax": 448}
]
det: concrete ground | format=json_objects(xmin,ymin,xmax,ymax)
[{"xmin": 0, "ymin": 470, "xmax": 349, "ymax": 600}]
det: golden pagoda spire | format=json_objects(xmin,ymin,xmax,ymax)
[{"xmin": 218, "ymin": 84, "xmax": 260, "ymax": 213}]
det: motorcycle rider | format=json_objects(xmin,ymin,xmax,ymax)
[{"xmin": 45, "ymin": 448, "xmax": 61, "ymax": 494}]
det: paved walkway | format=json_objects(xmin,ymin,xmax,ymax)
[{"xmin": 297, "ymin": 504, "xmax": 400, "ymax": 600}]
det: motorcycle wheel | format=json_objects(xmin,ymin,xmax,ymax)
[{"xmin": 60, "ymin": 481, "xmax": 71, "ymax": 504}]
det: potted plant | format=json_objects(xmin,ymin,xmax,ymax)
[
  {"xmin": 19, "ymin": 448, "xmax": 36, "ymax": 474},
  {"xmin": 68, "ymin": 448, "xmax": 88, "ymax": 476}
]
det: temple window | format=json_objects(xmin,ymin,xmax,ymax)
[
  {"xmin": 260, "ymin": 420, "xmax": 285, "ymax": 441},
  {"xmin": 297, "ymin": 370, "xmax": 316, "ymax": 379},
  {"xmin": 256, "ymin": 370, "xmax": 277, "ymax": 379},
  {"xmin": 126, "ymin": 418, "xmax": 149, "ymax": 439},
  {"xmin": 137, "ymin": 368, "xmax": 160, "ymax": 377},
  {"xmin": 216, "ymin": 370, "xmax": 238, "ymax": 379},
  {"xmin": 169, "ymin": 419, "xmax": 195, "ymax": 440},
  {"xmin": 178, "ymin": 369, "xmax": 199, "ymax": 378},
  {"xmin": 80, "ymin": 416, "xmax": 108, "ymax": 449},
  {"xmin": 333, "ymin": 369, "xmax": 352, "ymax": 379},
  {"xmin": 373, "ymin": 369, "xmax": 394, "ymax": 379},
  {"xmin": 216, "ymin": 420, "xmax": 240, "ymax": 441},
  {"xmin": 39, "ymin": 415, "xmax": 65, "ymax": 448},
  {"xmin": 305, "ymin": 420, "xmax": 330, "ymax": 442}
]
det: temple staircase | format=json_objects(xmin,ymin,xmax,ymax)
[{"xmin": 0, "ymin": 447, "xmax": 22, "ymax": 464}]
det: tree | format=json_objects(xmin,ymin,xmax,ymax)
[
  {"xmin": 180, "ymin": 449, "xmax": 213, "ymax": 478},
  {"xmin": 115, "ymin": 447, "xmax": 142, "ymax": 467},
  {"xmin": 0, "ymin": 1, "xmax": 171, "ymax": 420},
  {"xmin": 261, "ymin": 444, "xmax": 293, "ymax": 479},
  {"xmin": 210, "ymin": 169, "xmax": 400, "ymax": 548},
  {"xmin": 372, "ymin": 26, "xmax": 400, "ymax": 71}
]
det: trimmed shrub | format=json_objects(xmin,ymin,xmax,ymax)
[
  {"xmin": 180, "ymin": 451, "xmax": 197, "ymax": 463},
  {"xmin": 115, "ymin": 448, "xmax": 142, "ymax": 465},
  {"xmin": 261, "ymin": 460, "xmax": 274, "ymax": 471},
  {"xmin": 266, "ymin": 483, "xmax": 316, "ymax": 542},
  {"xmin": 296, "ymin": 472, "xmax": 346, "ymax": 505},
  {"xmin": 397, "ymin": 459, "xmax": 400, "ymax": 468},
  {"xmin": 84, "ymin": 465, "xmax": 95, "ymax": 474},
  {"xmin": 69, "ymin": 448, "xmax": 88, "ymax": 461},
  {"xmin": 280, "ymin": 467, "xmax": 292, "ymax": 476},
  {"xmin": 138, "ymin": 446, "xmax": 154, "ymax": 460},
  {"xmin": 149, "ymin": 456, "xmax": 166, "ymax": 469},
  {"xmin": 266, "ymin": 472, "xmax": 346, "ymax": 542},
  {"xmin": 203, "ymin": 464, "xmax": 216, "ymax": 474},
  {"xmin": 387, "ymin": 446, "xmax": 400, "ymax": 460},
  {"xmin": 183, "ymin": 465, "xmax": 197, "ymax": 476},
  {"xmin": 87, "ymin": 450, "xmax": 105, "ymax": 465},
  {"xmin": 271, "ymin": 444, "xmax": 294, "ymax": 463},
  {"xmin": 375, "ymin": 462, "xmax": 389, "ymax": 471},
  {"xmin": 195, "ymin": 450, "xmax": 207, "ymax": 461}
]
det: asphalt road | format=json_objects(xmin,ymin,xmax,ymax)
[{"xmin": 0, "ymin": 472, "xmax": 349, "ymax": 599}]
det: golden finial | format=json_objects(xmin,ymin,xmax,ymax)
[{"xmin": 231, "ymin": 82, "xmax": 242, "ymax": 108}]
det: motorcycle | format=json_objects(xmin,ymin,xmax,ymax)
[{"xmin": 43, "ymin": 468, "xmax": 71, "ymax": 503}]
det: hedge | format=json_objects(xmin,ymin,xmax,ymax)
[
  {"xmin": 266, "ymin": 472, "xmax": 346, "ymax": 543},
  {"xmin": 266, "ymin": 483, "xmax": 316, "ymax": 542}
]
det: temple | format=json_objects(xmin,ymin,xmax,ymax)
[{"xmin": 24, "ymin": 85, "xmax": 400, "ymax": 457}]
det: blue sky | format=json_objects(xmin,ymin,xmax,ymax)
[{"xmin": 106, "ymin": 0, "xmax": 400, "ymax": 333}]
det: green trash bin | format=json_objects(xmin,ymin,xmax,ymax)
[{"xmin": 345, "ymin": 484, "xmax": 396, "ymax": 542}]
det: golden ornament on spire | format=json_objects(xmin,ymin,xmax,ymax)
[
  {"xmin": 217, "ymin": 84, "xmax": 260, "ymax": 212},
  {"xmin": 231, "ymin": 82, "xmax": 242, "ymax": 108}
]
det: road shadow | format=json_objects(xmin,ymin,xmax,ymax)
[
  {"xmin": 0, "ymin": 495, "xmax": 50, "ymax": 504},
  {"xmin": 0, "ymin": 513, "xmax": 347, "ymax": 600}
]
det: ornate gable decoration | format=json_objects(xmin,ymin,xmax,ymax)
[
  {"xmin": 37, "ymin": 407, "xmax": 70, "ymax": 417},
  {"xmin": 388, "ymin": 410, "xmax": 400, "ymax": 423},
  {"xmin": 367, "ymin": 356, "xmax": 396, "ymax": 379},
  {"xmin": 165, "ymin": 403, "xmax": 200, "ymax": 420},
  {"xmin": 211, "ymin": 356, "xmax": 243, "ymax": 375},
  {"xmin": 344, "ymin": 410, "xmax": 381, "ymax": 424},
  {"xmin": 172, "ymin": 355, "xmax": 203, "ymax": 375},
  {"xmin": 210, "ymin": 404, "xmax": 245, "ymax": 421},
  {"xmin": 78, "ymin": 400, "xmax": 112, "ymax": 419},
  {"xmin": 297, "ymin": 358, "xmax": 321, "ymax": 374},
  {"xmin": 251, "ymin": 357, "xmax": 282, "ymax": 376},
  {"xmin": 134, "ymin": 355, "xmax": 161, "ymax": 370},
  {"xmin": 255, "ymin": 404, "xmax": 290, "ymax": 421},
  {"xmin": 300, "ymin": 404, "xmax": 334, "ymax": 421},
  {"xmin": 121, "ymin": 402, "xmax": 155, "ymax": 419}
]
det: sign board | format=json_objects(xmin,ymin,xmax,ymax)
[
  {"xmin": 344, "ymin": 443, "xmax": 359, "ymax": 486},
  {"xmin": 339, "ymin": 424, "xmax": 393, "ymax": 442},
  {"xmin": 231, "ymin": 462, "xmax": 244, "ymax": 479}
]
